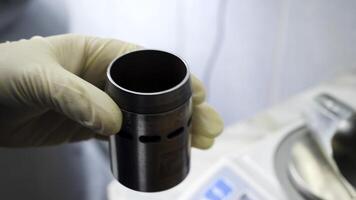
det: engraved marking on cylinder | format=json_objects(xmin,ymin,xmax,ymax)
[
  {"xmin": 139, "ymin": 135, "xmax": 161, "ymax": 143},
  {"xmin": 167, "ymin": 127, "xmax": 185, "ymax": 139}
]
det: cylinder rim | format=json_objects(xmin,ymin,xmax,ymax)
[{"xmin": 107, "ymin": 49, "xmax": 190, "ymax": 96}]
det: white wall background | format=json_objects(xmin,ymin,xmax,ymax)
[{"xmin": 64, "ymin": 0, "xmax": 356, "ymax": 125}]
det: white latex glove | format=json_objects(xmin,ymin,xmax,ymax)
[{"xmin": 0, "ymin": 34, "xmax": 223, "ymax": 147}]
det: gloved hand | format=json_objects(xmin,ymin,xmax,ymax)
[{"xmin": 0, "ymin": 34, "xmax": 223, "ymax": 148}]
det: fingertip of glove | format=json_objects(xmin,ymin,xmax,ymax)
[
  {"xmin": 192, "ymin": 103, "xmax": 224, "ymax": 139},
  {"xmin": 212, "ymin": 110, "xmax": 224, "ymax": 137},
  {"xmin": 97, "ymin": 104, "xmax": 122, "ymax": 136},
  {"xmin": 56, "ymin": 76, "xmax": 123, "ymax": 136},
  {"xmin": 191, "ymin": 135, "xmax": 215, "ymax": 150}
]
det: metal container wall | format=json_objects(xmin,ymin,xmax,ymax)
[{"xmin": 106, "ymin": 50, "xmax": 192, "ymax": 192}]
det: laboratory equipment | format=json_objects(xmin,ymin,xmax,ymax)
[
  {"xmin": 180, "ymin": 94, "xmax": 356, "ymax": 200},
  {"xmin": 106, "ymin": 50, "xmax": 192, "ymax": 192}
]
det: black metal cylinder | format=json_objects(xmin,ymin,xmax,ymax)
[{"xmin": 105, "ymin": 50, "xmax": 192, "ymax": 192}]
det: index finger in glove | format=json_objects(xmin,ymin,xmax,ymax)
[{"xmin": 45, "ymin": 34, "xmax": 141, "ymax": 88}]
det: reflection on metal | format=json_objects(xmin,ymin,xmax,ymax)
[
  {"xmin": 273, "ymin": 94, "xmax": 356, "ymax": 199},
  {"xmin": 317, "ymin": 95, "xmax": 356, "ymax": 189},
  {"xmin": 274, "ymin": 126, "xmax": 354, "ymax": 200},
  {"xmin": 309, "ymin": 94, "xmax": 356, "ymax": 192}
]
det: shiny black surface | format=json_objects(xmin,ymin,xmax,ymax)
[
  {"xmin": 110, "ymin": 102, "xmax": 192, "ymax": 192},
  {"xmin": 106, "ymin": 50, "xmax": 192, "ymax": 192},
  {"xmin": 106, "ymin": 50, "xmax": 191, "ymax": 114}
]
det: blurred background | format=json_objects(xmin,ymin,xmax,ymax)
[{"xmin": 1, "ymin": 0, "xmax": 356, "ymax": 199}]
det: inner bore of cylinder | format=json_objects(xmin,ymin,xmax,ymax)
[{"xmin": 109, "ymin": 50, "xmax": 187, "ymax": 93}]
